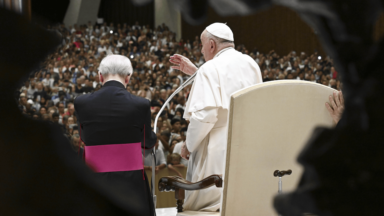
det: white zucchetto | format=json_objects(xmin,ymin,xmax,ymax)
[{"xmin": 206, "ymin": 23, "xmax": 234, "ymax": 41}]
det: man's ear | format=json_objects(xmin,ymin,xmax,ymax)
[
  {"xmin": 125, "ymin": 75, "xmax": 130, "ymax": 84},
  {"xmin": 99, "ymin": 73, "xmax": 104, "ymax": 83},
  {"xmin": 210, "ymin": 40, "xmax": 216, "ymax": 53}
]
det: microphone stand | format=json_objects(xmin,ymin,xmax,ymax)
[{"xmin": 151, "ymin": 71, "xmax": 197, "ymax": 208}]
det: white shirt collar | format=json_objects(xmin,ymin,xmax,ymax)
[
  {"xmin": 104, "ymin": 79, "xmax": 126, "ymax": 86},
  {"xmin": 214, "ymin": 47, "xmax": 234, "ymax": 59}
]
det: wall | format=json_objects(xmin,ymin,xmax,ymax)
[
  {"xmin": 31, "ymin": 0, "xmax": 69, "ymax": 25},
  {"xmin": 63, "ymin": 0, "xmax": 80, "ymax": 26},
  {"xmin": 97, "ymin": 0, "xmax": 154, "ymax": 28},
  {"xmin": 63, "ymin": 0, "xmax": 101, "ymax": 26},
  {"xmin": 182, "ymin": 6, "xmax": 384, "ymax": 57},
  {"xmin": 77, "ymin": 0, "xmax": 101, "ymax": 25},
  {"xmin": 182, "ymin": 5, "xmax": 326, "ymax": 56},
  {"xmin": 374, "ymin": 11, "xmax": 384, "ymax": 42},
  {"xmin": 154, "ymin": 0, "xmax": 182, "ymax": 40}
]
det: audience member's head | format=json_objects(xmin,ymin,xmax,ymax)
[
  {"xmin": 71, "ymin": 134, "xmax": 82, "ymax": 151},
  {"xmin": 57, "ymin": 102, "xmax": 65, "ymax": 113},
  {"xmin": 51, "ymin": 113, "xmax": 59, "ymax": 123},
  {"xmin": 67, "ymin": 116, "xmax": 74, "ymax": 125},
  {"xmin": 171, "ymin": 118, "xmax": 181, "ymax": 133},
  {"xmin": 62, "ymin": 115, "xmax": 69, "ymax": 126},
  {"xmin": 167, "ymin": 153, "xmax": 182, "ymax": 165},
  {"xmin": 180, "ymin": 127, "xmax": 187, "ymax": 141},
  {"xmin": 99, "ymin": 55, "xmax": 133, "ymax": 85},
  {"xmin": 39, "ymin": 107, "xmax": 47, "ymax": 115},
  {"xmin": 161, "ymin": 131, "xmax": 170, "ymax": 143}
]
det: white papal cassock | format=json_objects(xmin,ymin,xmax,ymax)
[{"xmin": 183, "ymin": 47, "xmax": 263, "ymax": 211}]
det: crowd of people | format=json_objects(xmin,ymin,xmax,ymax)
[{"xmin": 17, "ymin": 21, "xmax": 341, "ymax": 173}]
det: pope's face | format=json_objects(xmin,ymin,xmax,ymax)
[{"xmin": 200, "ymin": 31, "xmax": 214, "ymax": 61}]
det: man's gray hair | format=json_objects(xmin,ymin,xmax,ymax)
[
  {"xmin": 205, "ymin": 31, "xmax": 234, "ymax": 44},
  {"xmin": 99, "ymin": 54, "xmax": 133, "ymax": 77}
]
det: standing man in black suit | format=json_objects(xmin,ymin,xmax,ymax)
[{"xmin": 74, "ymin": 55, "xmax": 157, "ymax": 216}]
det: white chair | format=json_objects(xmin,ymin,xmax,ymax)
[{"xmin": 158, "ymin": 80, "xmax": 335, "ymax": 216}]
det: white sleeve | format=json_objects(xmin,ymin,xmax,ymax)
[
  {"xmin": 186, "ymin": 107, "xmax": 218, "ymax": 153},
  {"xmin": 173, "ymin": 142, "xmax": 182, "ymax": 154},
  {"xmin": 156, "ymin": 149, "xmax": 167, "ymax": 165}
]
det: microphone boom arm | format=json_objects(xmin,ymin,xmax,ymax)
[
  {"xmin": 151, "ymin": 71, "xmax": 197, "ymax": 208},
  {"xmin": 154, "ymin": 72, "xmax": 197, "ymax": 133}
]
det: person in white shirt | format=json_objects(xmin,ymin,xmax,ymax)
[
  {"xmin": 94, "ymin": 26, "xmax": 100, "ymax": 35},
  {"xmin": 70, "ymin": 25, "xmax": 76, "ymax": 34},
  {"xmin": 126, "ymin": 32, "xmax": 136, "ymax": 41},
  {"xmin": 143, "ymin": 139, "xmax": 166, "ymax": 173},
  {"xmin": 132, "ymin": 21, "xmax": 141, "ymax": 30},
  {"xmin": 106, "ymin": 44, "xmax": 113, "ymax": 55},
  {"xmin": 161, "ymin": 34, "xmax": 167, "ymax": 45},
  {"xmin": 100, "ymin": 23, "xmax": 108, "ymax": 32},
  {"xmin": 149, "ymin": 41, "xmax": 157, "ymax": 53},
  {"xmin": 42, "ymin": 73, "xmax": 54, "ymax": 87},
  {"xmin": 98, "ymin": 43, "xmax": 107, "ymax": 54},
  {"xmin": 92, "ymin": 75, "xmax": 102, "ymax": 88},
  {"xmin": 27, "ymin": 80, "xmax": 36, "ymax": 99},
  {"xmin": 53, "ymin": 62, "xmax": 60, "ymax": 73},
  {"xmin": 175, "ymin": 96, "xmax": 186, "ymax": 111},
  {"xmin": 116, "ymin": 39, "xmax": 123, "ymax": 48},
  {"xmin": 172, "ymin": 127, "xmax": 189, "ymax": 167},
  {"xmin": 87, "ymin": 66, "xmax": 98, "ymax": 78}
]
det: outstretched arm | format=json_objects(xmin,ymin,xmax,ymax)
[{"xmin": 155, "ymin": 164, "xmax": 166, "ymax": 174}]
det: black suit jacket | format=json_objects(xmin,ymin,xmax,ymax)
[
  {"xmin": 74, "ymin": 80, "xmax": 156, "ymax": 216},
  {"xmin": 74, "ymin": 80, "xmax": 156, "ymax": 148}
]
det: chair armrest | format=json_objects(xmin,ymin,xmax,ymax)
[
  {"xmin": 158, "ymin": 174, "xmax": 223, "ymax": 192},
  {"xmin": 158, "ymin": 174, "xmax": 223, "ymax": 212}
]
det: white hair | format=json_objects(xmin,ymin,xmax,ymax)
[{"xmin": 99, "ymin": 54, "xmax": 133, "ymax": 77}]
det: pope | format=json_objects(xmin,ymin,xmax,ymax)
[{"xmin": 170, "ymin": 23, "xmax": 263, "ymax": 211}]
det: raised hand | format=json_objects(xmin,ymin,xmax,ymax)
[
  {"xmin": 169, "ymin": 54, "xmax": 198, "ymax": 76},
  {"xmin": 325, "ymin": 91, "xmax": 344, "ymax": 124}
]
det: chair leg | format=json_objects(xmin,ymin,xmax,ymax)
[
  {"xmin": 175, "ymin": 188, "xmax": 185, "ymax": 212},
  {"xmin": 177, "ymin": 199, "xmax": 184, "ymax": 212}
]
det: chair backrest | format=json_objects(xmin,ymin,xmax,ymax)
[{"xmin": 221, "ymin": 80, "xmax": 334, "ymax": 216}]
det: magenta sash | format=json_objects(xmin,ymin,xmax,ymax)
[{"xmin": 84, "ymin": 143, "xmax": 143, "ymax": 173}]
